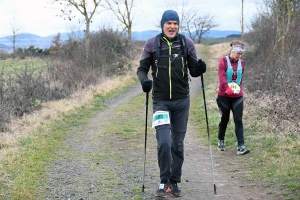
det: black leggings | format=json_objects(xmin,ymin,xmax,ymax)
[{"xmin": 216, "ymin": 96, "xmax": 244, "ymax": 146}]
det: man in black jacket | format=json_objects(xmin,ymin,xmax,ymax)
[{"xmin": 137, "ymin": 9, "xmax": 206, "ymax": 198}]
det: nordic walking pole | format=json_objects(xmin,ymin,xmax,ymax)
[
  {"xmin": 200, "ymin": 74, "xmax": 217, "ymax": 195},
  {"xmin": 142, "ymin": 92, "xmax": 149, "ymax": 192}
]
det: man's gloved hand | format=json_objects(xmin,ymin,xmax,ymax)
[
  {"xmin": 196, "ymin": 59, "xmax": 206, "ymax": 74},
  {"xmin": 225, "ymin": 85, "xmax": 234, "ymax": 95},
  {"xmin": 141, "ymin": 78, "xmax": 153, "ymax": 93}
]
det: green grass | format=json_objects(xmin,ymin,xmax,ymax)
[{"xmin": 0, "ymin": 59, "xmax": 47, "ymax": 74}]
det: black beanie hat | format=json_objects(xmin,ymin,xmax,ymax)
[{"xmin": 160, "ymin": 10, "xmax": 180, "ymax": 28}]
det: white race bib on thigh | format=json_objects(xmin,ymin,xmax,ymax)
[{"xmin": 152, "ymin": 111, "xmax": 170, "ymax": 128}]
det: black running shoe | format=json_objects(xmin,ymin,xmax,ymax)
[
  {"xmin": 237, "ymin": 145, "xmax": 250, "ymax": 155},
  {"xmin": 154, "ymin": 183, "xmax": 169, "ymax": 198},
  {"xmin": 217, "ymin": 140, "xmax": 225, "ymax": 151},
  {"xmin": 169, "ymin": 182, "xmax": 183, "ymax": 197}
]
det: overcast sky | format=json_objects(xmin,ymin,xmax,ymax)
[{"xmin": 0, "ymin": 0, "xmax": 259, "ymax": 37}]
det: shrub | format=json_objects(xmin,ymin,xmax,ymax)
[
  {"xmin": 0, "ymin": 28, "xmax": 139, "ymax": 131},
  {"xmin": 243, "ymin": 10, "xmax": 300, "ymax": 135}
]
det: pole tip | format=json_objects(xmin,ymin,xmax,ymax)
[{"xmin": 214, "ymin": 184, "xmax": 217, "ymax": 194}]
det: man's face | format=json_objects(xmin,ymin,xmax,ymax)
[{"xmin": 163, "ymin": 20, "xmax": 179, "ymax": 39}]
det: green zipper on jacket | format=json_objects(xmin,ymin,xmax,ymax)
[
  {"xmin": 162, "ymin": 37, "xmax": 173, "ymax": 99},
  {"xmin": 181, "ymin": 58, "xmax": 185, "ymax": 77}
]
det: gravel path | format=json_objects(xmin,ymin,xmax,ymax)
[
  {"xmin": 39, "ymin": 46, "xmax": 285, "ymax": 199},
  {"xmin": 39, "ymin": 78, "xmax": 284, "ymax": 200}
]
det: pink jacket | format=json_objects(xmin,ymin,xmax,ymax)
[{"xmin": 217, "ymin": 55, "xmax": 245, "ymax": 97}]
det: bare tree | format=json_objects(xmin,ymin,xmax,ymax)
[
  {"xmin": 10, "ymin": 17, "xmax": 21, "ymax": 58},
  {"xmin": 192, "ymin": 14, "xmax": 218, "ymax": 44},
  {"xmin": 164, "ymin": 0, "xmax": 189, "ymax": 33},
  {"xmin": 51, "ymin": 0, "xmax": 103, "ymax": 62},
  {"xmin": 241, "ymin": 0, "xmax": 244, "ymax": 41},
  {"xmin": 261, "ymin": 0, "xmax": 300, "ymax": 55},
  {"xmin": 104, "ymin": 0, "xmax": 134, "ymax": 40},
  {"xmin": 275, "ymin": 0, "xmax": 299, "ymax": 55},
  {"xmin": 182, "ymin": 9, "xmax": 197, "ymax": 40},
  {"xmin": 163, "ymin": 0, "xmax": 218, "ymax": 43}
]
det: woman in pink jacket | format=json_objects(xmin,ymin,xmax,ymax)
[{"xmin": 216, "ymin": 40, "xmax": 250, "ymax": 155}]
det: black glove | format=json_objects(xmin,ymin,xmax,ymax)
[
  {"xmin": 141, "ymin": 78, "xmax": 153, "ymax": 93},
  {"xmin": 196, "ymin": 59, "xmax": 206, "ymax": 74}
]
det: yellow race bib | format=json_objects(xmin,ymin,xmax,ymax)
[{"xmin": 228, "ymin": 82, "xmax": 240, "ymax": 94}]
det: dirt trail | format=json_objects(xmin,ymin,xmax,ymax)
[{"xmin": 39, "ymin": 47, "xmax": 285, "ymax": 200}]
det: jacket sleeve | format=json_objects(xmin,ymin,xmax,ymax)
[
  {"xmin": 218, "ymin": 56, "xmax": 228, "ymax": 92},
  {"xmin": 137, "ymin": 39, "xmax": 153, "ymax": 83},
  {"xmin": 185, "ymin": 38, "xmax": 201, "ymax": 77}
]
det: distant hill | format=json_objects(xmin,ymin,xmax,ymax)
[
  {"xmin": 0, "ymin": 33, "xmax": 53, "ymax": 51},
  {"xmin": 0, "ymin": 43, "xmax": 10, "ymax": 51},
  {"xmin": 131, "ymin": 30, "xmax": 241, "ymax": 40},
  {"xmin": 0, "ymin": 30, "xmax": 241, "ymax": 51}
]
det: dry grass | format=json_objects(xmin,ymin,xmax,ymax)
[
  {"xmin": 0, "ymin": 72, "xmax": 137, "ymax": 164},
  {"xmin": 208, "ymin": 42, "xmax": 231, "ymax": 60}
]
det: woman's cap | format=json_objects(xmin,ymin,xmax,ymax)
[{"xmin": 231, "ymin": 44, "xmax": 245, "ymax": 52}]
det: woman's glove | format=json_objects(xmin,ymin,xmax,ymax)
[
  {"xmin": 141, "ymin": 78, "xmax": 153, "ymax": 93},
  {"xmin": 196, "ymin": 59, "xmax": 207, "ymax": 74},
  {"xmin": 225, "ymin": 86, "xmax": 234, "ymax": 95}
]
